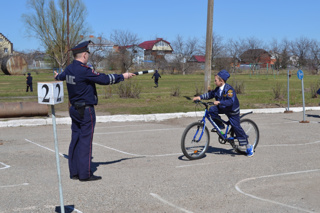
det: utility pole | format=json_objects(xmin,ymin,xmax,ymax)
[
  {"xmin": 66, "ymin": 0, "xmax": 70, "ymax": 65},
  {"xmin": 204, "ymin": 0, "xmax": 214, "ymax": 92}
]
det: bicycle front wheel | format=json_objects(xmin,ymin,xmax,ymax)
[{"xmin": 181, "ymin": 122, "xmax": 210, "ymax": 160}]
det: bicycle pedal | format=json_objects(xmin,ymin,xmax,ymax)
[{"xmin": 218, "ymin": 136, "xmax": 227, "ymax": 144}]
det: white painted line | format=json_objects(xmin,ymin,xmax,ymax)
[
  {"xmin": 25, "ymin": 139, "xmax": 64, "ymax": 157},
  {"xmin": 0, "ymin": 162, "xmax": 10, "ymax": 169},
  {"xmin": 12, "ymin": 205, "xmax": 83, "ymax": 213},
  {"xmin": 58, "ymin": 124, "xmax": 153, "ymax": 131},
  {"xmin": 94, "ymin": 127, "xmax": 184, "ymax": 135},
  {"xmin": 0, "ymin": 183, "xmax": 29, "ymax": 188},
  {"xmin": 260, "ymin": 140, "xmax": 320, "ymax": 147},
  {"xmin": 235, "ymin": 169, "xmax": 320, "ymax": 213},
  {"xmin": 0, "ymin": 162, "xmax": 29, "ymax": 189},
  {"xmin": 12, "ymin": 206, "xmax": 37, "ymax": 211},
  {"xmin": 150, "ymin": 193, "xmax": 193, "ymax": 213},
  {"xmin": 177, "ymin": 140, "xmax": 320, "ymax": 168},
  {"xmin": 94, "ymin": 143, "xmax": 181, "ymax": 157}
]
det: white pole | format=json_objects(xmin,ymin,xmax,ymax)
[
  {"xmin": 301, "ymin": 79, "xmax": 306, "ymax": 122},
  {"xmin": 51, "ymin": 105, "xmax": 65, "ymax": 213}
]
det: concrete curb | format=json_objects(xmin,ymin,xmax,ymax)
[{"xmin": 1, "ymin": 106, "xmax": 320, "ymax": 128}]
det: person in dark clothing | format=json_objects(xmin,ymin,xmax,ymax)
[
  {"xmin": 26, "ymin": 73, "xmax": 33, "ymax": 92},
  {"xmin": 54, "ymin": 40, "xmax": 135, "ymax": 181},
  {"xmin": 152, "ymin": 70, "xmax": 161, "ymax": 87},
  {"xmin": 193, "ymin": 69, "xmax": 254, "ymax": 157}
]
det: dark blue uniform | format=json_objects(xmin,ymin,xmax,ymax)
[
  {"xmin": 152, "ymin": 71, "xmax": 161, "ymax": 87},
  {"xmin": 55, "ymin": 60, "xmax": 124, "ymax": 180},
  {"xmin": 200, "ymin": 83, "xmax": 248, "ymax": 146},
  {"xmin": 26, "ymin": 73, "xmax": 33, "ymax": 92}
]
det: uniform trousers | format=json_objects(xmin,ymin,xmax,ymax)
[
  {"xmin": 26, "ymin": 84, "xmax": 33, "ymax": 92},
  {"xmin": 69, "ymin": 105, "xmax": 96, "ymax": 179},
  {"xmin": 209, "ymin": 105, "xmax": 248, "ymax": 146},
  {"xmin": 154, "ymin": 78, "xmax": 159, "ymax": 87}
]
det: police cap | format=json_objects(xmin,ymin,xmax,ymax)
[
  {"xmin": 217, "ymin": 69, "xmax": 230, "ymax": 82},
  {"xmin": 71, "ymin": 40, "xmax": 91, "ymax": 55}
]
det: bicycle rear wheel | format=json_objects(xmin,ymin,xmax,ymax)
[
  {"xmin": 181, "ymin": 122, "xmax": 210, "ymax": 160},
  {"xmin": 231, "ymin": 118, "xmax": 259, "ymax": 154}
]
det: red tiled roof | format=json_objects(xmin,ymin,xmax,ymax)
[
  {"xmin": 138, "ymin": 38, "xmax": 170, "ymax": 50},
  {"xmin": 193, "ymin": 55, "xmax": 205, "ymax": 63}
]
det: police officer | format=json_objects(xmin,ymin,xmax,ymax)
[
  {"xmin": 54, "ymin": 40, "xmax": 135, "ymax": 181},
  {"xmin": 193, "ymin": 69, "xmax": 254, "ymax": 157},
  {"xmin": 26, "ymin": 73, "xmax": 33, "ymax": 92}
]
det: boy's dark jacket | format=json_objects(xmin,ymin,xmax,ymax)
[{"xmin": 200, "ymin": 83, "xmax": 240, "ymax": 114}]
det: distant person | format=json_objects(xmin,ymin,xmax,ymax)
[
  {"xmin": 152, "ymin": 70, "xmax": 161, "ymax": 88},
  {"xmin": 54, "ymin": 40, "xmax": 135, "ymax": 182},
  {"xmin": 193, "ymin": 69, "xmax": 254, "ymax": 157},
  {"xmin": 26, "ymin": 73, "xmax": 33, "ymax": 92}
]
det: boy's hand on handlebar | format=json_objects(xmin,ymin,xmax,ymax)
[
  {"xmin": 193, "ymin": 96, "xmax": 201, "ymax": 101},
  {"xmin": 214, "ymin": 101, "xmax": 220, "ymax": 105}
]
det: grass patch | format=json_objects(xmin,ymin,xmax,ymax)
[{"xmin": 1, "ymin": 69, "xmax": 320, "ymax": 115}]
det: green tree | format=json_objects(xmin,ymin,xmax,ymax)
[{"xmin": 22, "ymin": 0, "xmax": 89, "ymax": 69}]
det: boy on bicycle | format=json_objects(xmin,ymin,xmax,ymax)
[{"xmin": 193, "ymin": 69, "xmax": 254, "ymax": 157}]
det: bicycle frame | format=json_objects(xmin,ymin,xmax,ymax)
[
  {"xmin": 198, "ymin": 108, "xmax": 231, "ymax": 140},
  {"xmin": 194, "ymin": 101, "xmax": 253, "ymax": 143}
]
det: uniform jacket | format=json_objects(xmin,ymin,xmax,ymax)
[
  {"xmin": 55, "ymin": 60, "xmax": 124, "ymax": 105},
  {"xmin": 152, "ymin": 72, "xmax": 161, "ymax": 80},
  {"xmin": 200, "ymin": 83, "xmax": 240, "ymax": 115},
  {"xmin": 26, "ymin": 76, "xmax": 32, "ymax": 84}
]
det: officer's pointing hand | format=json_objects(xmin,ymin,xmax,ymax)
[
  {"xmin": 123, "ymin": 73, "xmax": 136, "ymax": 79},
  {"xmin": 54, "ymin": 71, "xmax": 58, "ymax": 78}
]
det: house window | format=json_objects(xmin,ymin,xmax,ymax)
[
  {"xmin": 4, "ymin": 48, "xmax": 8, "ymax": 53},
  {"xmin": 0, "ymin": 38, "xmax": 3, "ymax": 42},
  {"xmin": 155, "ymin": 41, "xmax": 168, "ymax": 47}
]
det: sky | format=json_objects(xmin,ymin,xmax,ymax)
[{"xmin": 1, "ymin": 0, "xmax": 320, "ymax": 52}]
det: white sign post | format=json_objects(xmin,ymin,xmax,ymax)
[
  {"xmin": 296, "ymin": 70, "xmax": 309, "ymax": 123},
  {"xmin": 38, "ymin": 81, "xmax": 65, "ymax": 213}
]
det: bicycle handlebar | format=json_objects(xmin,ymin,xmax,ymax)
[
  {"xmin": 188, "ymin": 97, "xmax": 254, "ymax": 118},
  {"xmin": 194, "ymin": 100, "xmax": 215, "ymax": 108}
]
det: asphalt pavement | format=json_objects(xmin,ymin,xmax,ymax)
[{"xmin": 0, "ymin": 107, "xmax": 320, "ymax": 212}]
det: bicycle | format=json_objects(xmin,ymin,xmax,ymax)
[{"xmin": 181, "ymin": 98, "xmax": 259, "ymax": 160}]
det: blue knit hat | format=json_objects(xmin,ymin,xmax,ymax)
[{"xmin": 217, "ymin": 69, "xmax": 230, "ymax": 82}]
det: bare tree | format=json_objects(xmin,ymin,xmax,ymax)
[
  {"xmin": 88, "ymin": 34, "xmax": 114, "ymax": 70},
  {"xmin": 200, "ymin": 33, "xmax": 224, "ymax": 70},
  {"xmin": 309, "ymin": 39, "xmax": 320, "ymax": 74},
  {"xmin": 109, "ymin": 29, "xmax": 140, "ymax": 72},
  {"xmin": 269, "ymin": 38, "xmax": 281, "ymax": 73},
  {"xmin": 280, "ymin": 38, "xmax": 290, "ymax": 70},
  {"xmin": 22, "ymin": 0, "xmax": 88, "ymax": 70},
  {"xmin": 225, "ymin": 38, "xmax": 247, "ymax": 73},
  {"xmin": 170, "ymin": 35, "xmax": 200, "ymax": 75},
  {"xmin": 290, "ymin": 36, "xmax": 310, "ymax": 69}
]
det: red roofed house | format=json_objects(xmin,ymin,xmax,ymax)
[
  {"xmin": 189, "ymin": 55, "xmax": 205, "ymax": 63},
  {"xmin": 138, "ymin": 38, "xmax": 173, "ymax": 61},
  {"xmin": 240, "ymin": 49, "xmax": 272, "ymax": 68},
  {"xmin": 188, "ymin": 55, "xmax": 205, "ymax": 69}
]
